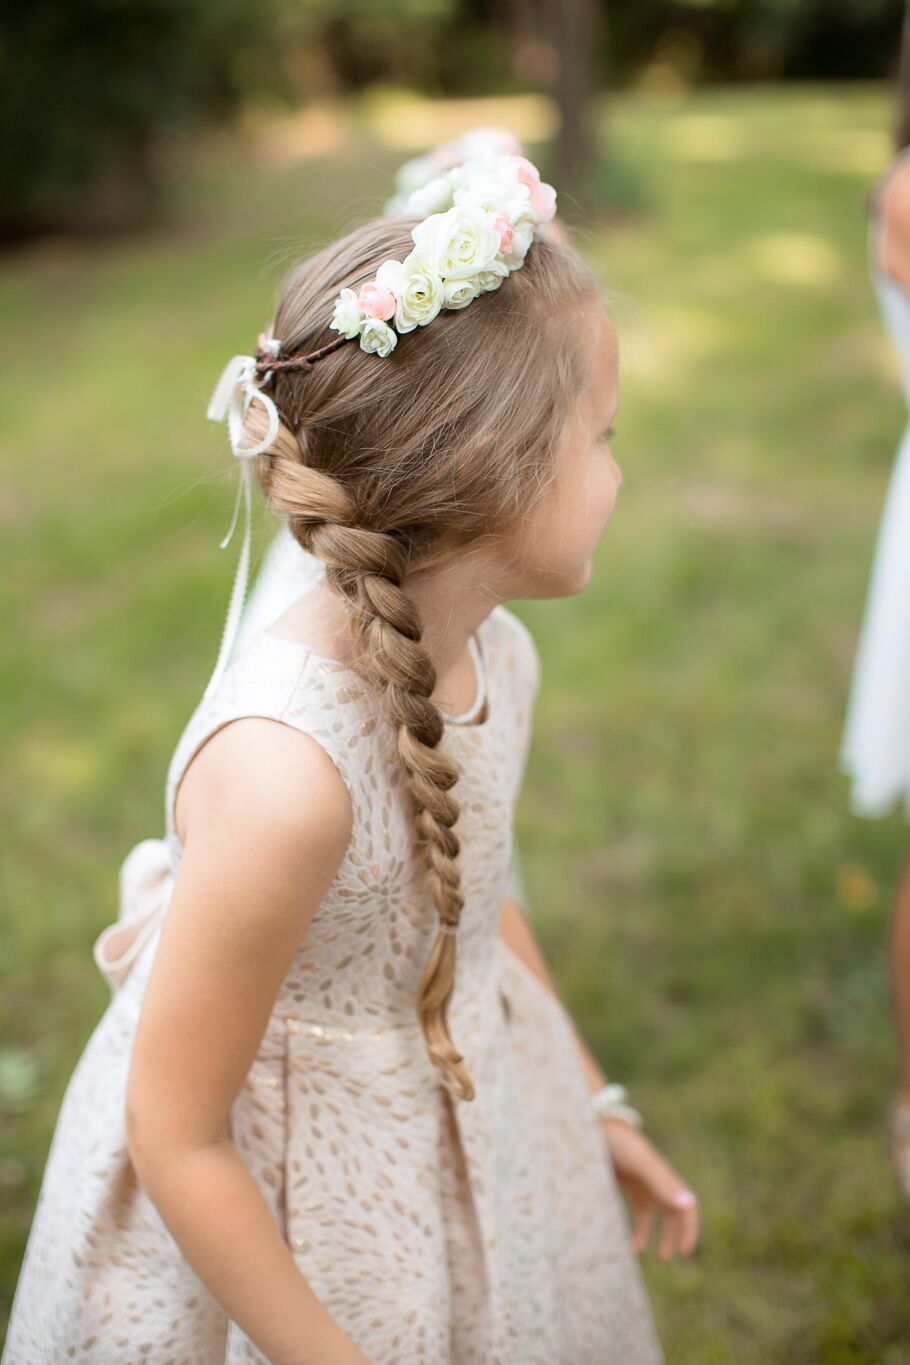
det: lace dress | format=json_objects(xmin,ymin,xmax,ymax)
[{"xmin": 2, "ymin": 602, "xmax": 664, "ymax": 1365}]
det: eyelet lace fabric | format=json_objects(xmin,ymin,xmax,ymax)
[{"xmin": 3, "ymin": 606, "xmax": 663, "ymax": 1365}]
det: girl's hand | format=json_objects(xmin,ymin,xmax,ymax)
[{"xmin": 600, "ymin": 1119, "xmax": 700, "ymax": 1261}]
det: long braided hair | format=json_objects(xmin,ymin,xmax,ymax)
[{"xmin": 239, "ymin": 214, "xmax": 600, "ymax": 1101}]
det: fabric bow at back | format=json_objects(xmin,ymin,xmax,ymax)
[{"xmin": 203, "ymin": 349, "xmax": 281, "ymax": 700}]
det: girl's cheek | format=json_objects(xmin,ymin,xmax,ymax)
[
  {"xmin": 599, "ymin": 464, "xmax": 620, "ymax": 520},
  {"xmin": 594, "ymin": 458, "xmax": 622, "ymax": 521}
]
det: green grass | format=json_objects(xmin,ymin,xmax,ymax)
[{"xmin": 3, "ymin": 82, "xmax": 910, "ymax": 1359}]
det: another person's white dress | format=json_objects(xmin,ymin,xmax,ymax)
[
  {"xmin": 3, "ymin": 588, "xmax": 663, "ymax": 1363},
  {"xmin": 840, "ymin": 182, "xmax": 910, "ymax": 818}
]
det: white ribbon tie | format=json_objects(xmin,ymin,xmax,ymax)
[{"xmin": 203, "ymin": 352, "xmax": 281, "ymax": 700}]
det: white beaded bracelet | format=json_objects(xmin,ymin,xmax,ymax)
[{"xmin": 589, "ymin": 1082, "xmax": 643, "ymax": 1130}]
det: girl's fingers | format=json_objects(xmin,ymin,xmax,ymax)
[
  {"xmin": 669, "ymin": 1188, "xmax": 700, "ymax": 1257},
  {"xmin": 656, "ymin": 1211, "xmax": 677, "ymax": 1261},
  {"xmin": 663, "ymin": 1205, "xmax": 700, "ymax": 1260},
  {"xmin": 679, "ymin": 1203, "xmax": 700, "ymax": 1256},
  {"xmin": 631, "ymin": 1201, "xmax": 653, "ymax": 1254},
  {"xmin": 664, "ymin": 1185, "xmax": 698, "ymax": 1258},
  {"xmin": 609, "ymin": 1129, "xmax": 700, "ymax": 1259},
  {"xmin": 653, "ymin": 1200, "xmax": 701, "ymax": 1262}
]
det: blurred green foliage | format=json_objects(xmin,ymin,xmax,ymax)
[
  {"xmin": 613, "ymin": 0, "xmax": 902, "ymax": 83},
  {"xmin": 0, "ymin": 0, "xmax": 274, "ymax": 239},
  {"xmin": 2, "ymin": 81, "xmax": 910, "ymax": 1359},
  {"xmin": 1, "ymin": 0, "xmax": 906, "ymax": 240}
]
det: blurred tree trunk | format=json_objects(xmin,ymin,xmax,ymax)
[
  {"xmin": 544, "ymin": 0, "xmax": 598, "ymax": 198},
  {"xmin": 496, "ymin": 0, "xmax": 600, "ymax": 207},
  {"xmin": 896, "ymin": 0, "xmax": 910, "ymax": 150}
]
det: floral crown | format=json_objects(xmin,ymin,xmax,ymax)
[{"xmin": 328, "ymin": 151, "xmax": 557, "ymax": 358}]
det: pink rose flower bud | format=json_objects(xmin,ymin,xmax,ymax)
[
  {"xmin": 357, "ymin": 281, "xmax": 397, "ymax": 322},
  {"xmin": 512, "ymin": 157, "xmax": 557, "ymax": 225},
  {"xmin": 514, "ymin": 157, "xmax": 541, "ymax": 192},
  {"xmin": 512, "ymin": 161, "xmax": 556, "ymax": 225},
  {"xmin": 491, "ymin": 212, "xmax": 513, "ymax": 253},
  {"xmin": 530, "ymin": 180, "xmax": 557, "ymax": 223}
]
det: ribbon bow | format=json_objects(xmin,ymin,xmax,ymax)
[
  {"xmin": 202, "ymin": 344, "xmax": 282, "ymax": 700},
  {"xmin": 93, "ymin": 837, "xmax": 175, "ymax": 993}
]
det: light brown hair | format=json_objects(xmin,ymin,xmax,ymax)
[{"xmin": 240, "ymin": 214, "xmax": 601, "ymax": 1101}]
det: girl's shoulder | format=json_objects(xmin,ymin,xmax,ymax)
[
  {"xmin": 488, "ymin": 603, "xmax": 541, "ymax": 705},
  {"xmin": 163, "ymin": 639, "xmax": 363, "ymax": 865}
]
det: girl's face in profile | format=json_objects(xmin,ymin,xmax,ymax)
[{"xmin": 502, "ymin": 293, "xmax": 622, "ymax": 600}]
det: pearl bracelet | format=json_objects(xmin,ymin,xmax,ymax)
[{"xmin": 589, "ymin": 1082, "xmax": 643, "ymax": 1130}]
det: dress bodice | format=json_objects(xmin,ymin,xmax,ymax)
[{"xmin": 106, "ymin": 604, "xmax": 541, "ymax": 1062}]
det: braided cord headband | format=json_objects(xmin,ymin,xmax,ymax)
[{"xmin": 202, "ymin": 151, "xmax": 556, "ymax": 700}]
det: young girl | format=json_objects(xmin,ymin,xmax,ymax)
[
  {"xmin": 4, "ymin": 151, "xmax": 698, "ymax": 1364},
  {"xmin": 841, "ymin": 121, "xmax": 910, "ymax": 1203}
]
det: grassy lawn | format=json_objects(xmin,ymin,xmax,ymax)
[{"xmin": 2, "ymin": 82, "xmax": 909, "ymax": 1361}]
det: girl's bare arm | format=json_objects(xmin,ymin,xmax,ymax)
[
  {"xmin": 125, "ymin": 717, "xmax": 372, "ymax": 1365},
  {"xmin": 874, "ymin": 155, "xmax": 910, "ymax": 297}
]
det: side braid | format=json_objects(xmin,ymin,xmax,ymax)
[{"xmin": 257, "ymin": 428, "xmax": 476, "ymax": 1103}]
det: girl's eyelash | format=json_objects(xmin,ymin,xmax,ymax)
[{"xmin": 599, "ymin": 425, "xmax": 616, "ymax": 442}]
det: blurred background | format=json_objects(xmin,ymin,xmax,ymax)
[{"xmin": 3, "ymin": 0, "xmax": 910, "ymax": 1359}]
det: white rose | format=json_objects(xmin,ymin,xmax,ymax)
[
  {"xmin": 394, "ymin": 152, "xmax": 439, "ymax": 197},
  {"xmin": 442, "ymin": 276, "xmax": 480, "ymax": 310},
  {"xmin": 330, "ymin": 287, "xmax": 364, "ymax": 340},
  {"xmin": 410, "ymin": 203, "xmax": 501, "ymax": 282},
  {"xmin": 376, "ymin": 253, "xmax": 443, "ymax": 332},
  {"xmin": 448, "ymin": 152, "xmax": 504, "ymax": 193},
  {"xmin": 358, "ymin": 317, "xmax": 398, "ymax": 357},
  {"xmin": 402, "ymin": 172, "xmax": 456, "ymax": 218},
  {"xmin": 474, "ymin": 262, "xmax": 510, "ymax": 292},
  {"xmin": 454, "ymin": 184, "xmax": 530, "ymax": 231},
  {"xmin": 451, "ymin": 152, "xmax": 527, "ymax": 200},
  {"xmin": 383, "ymin": 192, "xmax": 411, "ymax": 216}
]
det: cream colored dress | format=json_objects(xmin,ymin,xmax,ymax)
[{"xmin": 2, "ymin": 602, "xmax": 664, "ymax": 1365}]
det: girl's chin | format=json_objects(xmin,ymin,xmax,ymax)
[
  {"xmin": 553, "ymin": 556, "xmax": 594, "ymax": 599},
  {"xmin": 514, "ymin": 552, "xmax": 596, "ymax": 601},
  {"xmin": 574, "ymin": 555, "xmax": 595, "ymax": 594}
]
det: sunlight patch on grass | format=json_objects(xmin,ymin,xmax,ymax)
[
  {"xmin": 807, "ymin": 127, "xmax": 891, "ymax": 175},
  {"xmin": 674, "ymin": 480, "xmax": 811, "ymax": 539},
  {"xmin": 619, "ymin": 302, "xmax": 731, "ymax": 380},
  {"xmin": 237, "ymin": 100, "xmax": 355, "ymax": 169},
  {"xmin": 21, "ymin": 734, "xmax": 104, "ymax": 799},
  {"xmin": 662, "ymin": 114, "xmax": 744, "ymax": 163},
  {"xmin": 746, "ymin": 232, "xmax": 843, "ymax": 288},
  {"xmin": 358, "ymin": 89, "xmax": 558, "ymax": 154}
]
